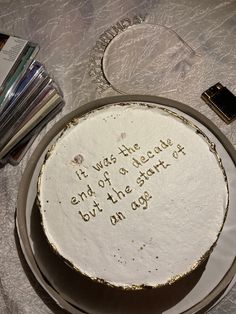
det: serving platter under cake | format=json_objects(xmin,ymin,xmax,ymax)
[{"xmin": 16, "ymin": 95, "xmax": 236, "ymax": 314}]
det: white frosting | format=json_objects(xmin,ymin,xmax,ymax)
[{"xmin": 38, "ymin": 103, "xmax": 228, "ymax": 288}]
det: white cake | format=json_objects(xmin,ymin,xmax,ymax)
[{"xmin": 37, "ymin": 102, "xmax": 228, "ymax": 289}]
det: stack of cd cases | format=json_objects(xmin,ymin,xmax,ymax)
[{"xmin": 0, "ymin": 33, "xmax": 64, "ymax": 166}]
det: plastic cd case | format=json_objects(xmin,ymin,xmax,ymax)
[
  {"xmin": 0, "ymin": 33, "xmax": 39, "ymax": 112},
  {"xmin": 0, "ymin": 33, "xmax": 64, "ymax": 164}
]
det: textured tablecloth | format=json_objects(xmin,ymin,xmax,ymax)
[{"xmin": 0, "ymin": 0, "xmax": 236, "ymax": 313}]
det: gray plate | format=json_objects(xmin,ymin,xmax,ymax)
[{"xmin": 16, "ymin": 95, "xmax": 236, "ymax": 314}]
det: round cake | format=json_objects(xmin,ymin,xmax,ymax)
[{"xmin": 37, "ymin": 102, "xmax": 228, "ymax": 289}]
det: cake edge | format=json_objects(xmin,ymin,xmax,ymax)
[{"xmin": 36, "ymin": 102, "xmax": 229, "ymax": 290}]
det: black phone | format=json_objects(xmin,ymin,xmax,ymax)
[{"xmin": 201, "ymin": 83, "xmax": 236, "ymax": 124}]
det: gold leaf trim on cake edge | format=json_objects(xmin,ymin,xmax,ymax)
[{"xmin": 36, "ymin": 101, "xmax": 229, "ymax": 291}]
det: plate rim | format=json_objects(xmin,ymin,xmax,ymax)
[{"xmin": 16, "ymin": 94, "xmax": 236, "ymax": 314}]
